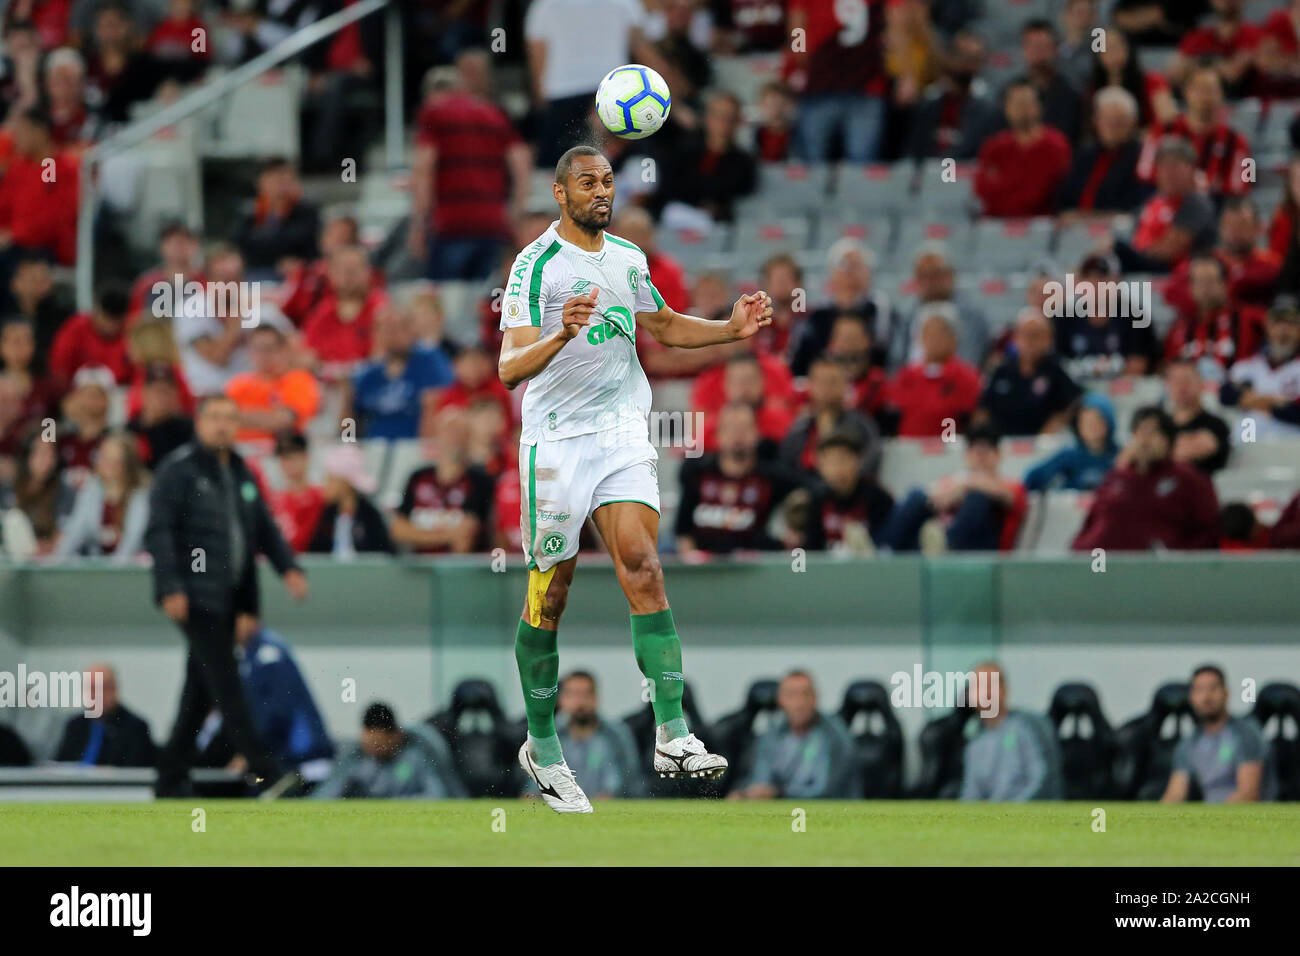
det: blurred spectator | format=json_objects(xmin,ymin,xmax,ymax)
[
  {"xmin": 648, "ymin": 0, "xmax": 714, "ymax": 106},
  {"xmin": 1115, "ymin": 137, "xmax": 1216, "ymax": 274},
  {"xmin": 0, "ymin": 318, "xmax": 54, "ymax": 441},
  {"xmin": 785, "ymin": 0, "xmax": 887, "ymax": 162},
  {"xmin": 307, "ymin": 444, "xmax": 394, "ymax": 557},
  {"xmin": 525, "ymin": 0, "xmax": 665, "ymax": 167},
  {"xmin": 1162, "ymin": 665, "xmax": 1270, "ymax": 802},
  {"xmin": 1270, "ymin": 488, "xmax": 1300, "ymax": 547},
  {"xmin": 884, "ymin": 0, "xmax": 939, "ymax": 110},
  {"xmin": 977, "ymin": 311, "xmax": 1083, "ymax": 437},
  {"xmin": 1057, "ymin": 86, "xmax": 1150, "ymax": 215},
  {"xmin": 1268, "ymin": 156, "xmax": 1300, "ymax": 261},
  {"xmin": 1086, "ymin": 26, "xmax": 1176, "ymax": 130},
  {"xmin": 905, "ymin": 29, "xmax": 999, "ymax": 161},
  {"xmin": 313, "ymin": 701, "xmax": 466, "ymax": 799},
  {"xmin": 1112, "ymin": 0, "xmax": 1211, "ymax": 47},
  {"xmin": 1073, "ymin": 405, "xmax": 1220, "ymax": 550},
  {"xmin": 887, "ymin": 243, "xmax": 990, "ymax": 371},
  {"xmin": 406, "ymin": 282, "xmax": 459, "ymax": 355},
  {"xmin": 974, "ymin": 80, "xmax": 1071, "ymax": 218},
  {"xmin": 1219, "ymin": 296, "xmax": 1300, "ymax": 436},
  {"xmin": 1136, "ymin": 69, "xmax": 1251, "ymax": 201},
  {"xmin": 175, "ymin": 244, "xmax": 250, "ymax": 396},
  {"xmin": 4, "ymin": 256, "xmax": 68, "ymax": 367},
  {"xmin": 699, "ymin": 351, "xmax": 795, "ymax": 455},
  {"xmin": 1219, "ymin": 501, "xmax": 1267, "ymax": 550},
  {"xmin": 409, "ymin": 60, "xmax": 530, "ymax": 282},
  {"xmin": 612, "ymin": 207, "xmax": 689, "ymax": 313},
  {"xmin": 732, "ymin": 670, "xmax": 861, "ymax": 799},
  {"xmin": 392, "ymin": 409, "xmax": 492, "ymax": 554},
  {"xmin": 1053, "ymin": 255, "xmax": 1160, "ymax": 379},
  {"xmin": 431, "ymin": 343, "xmax": 513, "ymax": 430},
  {"xmin": 234, "ymin": 158, "xmax": 320, "ymax": 278},
  {"xmin": 43, "ymin": 46, "xmax": 96, "ymax": 150},
  {"xmin": 654, "ymin": 89, "xmax": 756, "ymax": 224},
  {"xmin": 278, "ymin": 216, "xmax": 367, "ymax": 327},
  {"xmin": 54, "ymin": 431, "xmax": 148, "ymax": 560},
  {"xmin": 129, "ymin": 221, "xmax": 203, "ymax": 317},
  {"xmin": 690, "ymin": 341, "xmax": 795, "ymax": 442},
  {"xmin": 1165, "ymin": 197, "xmax": 1281, "ymax": 314},
  {"xmin": 960, "ymin": 662, "xmax": 1065, "ymax": 801},
  {"xmin": 83, "ymin": 1, "xmax": 163, "ymax": 123},
  {"xmin": 146, "ymin": 0, "xmax": 210, "ymax": 85},
  {"xmin": 1057, "ymin": 0, "xmax": 1098, "ymax": 88},
  {"xmin": 298, "ymin": 0, "xmax": 383, "ymax": 175},
  {"xmin": 1024, "ymin": 394, "xmax": 1118, "ymax": 492},
  {"xmin": 885, "ymin": 308, "xmax": 981, "ymax": 437},
  {"xmin": 348, "ymin": 302, "xmax": 453, "ymax": 440},
  {"xmin": 126, "ymin": 361, "xmax": 193, "ymax": 469},
  {"xmin": 225, "ymin": 321, "xmax": 320, "ymax": 442},
  {"xmin": 542, "ymin": 671, "xmax": 644, "ymax": 799},
  {"xmin": 675, "ymin": 402, "xmax": 802, "ymax": 554},
  {"xmin": 302, "ymin": 244, "xmax": 388, "ymax": 372},
  {"xmin": 1256, "ymin": 0, "xmax": 1300, "ymax": 97},
  {"xmin": 58, "ymin": 364, "xmax": 111, "ymax": 483},
  {"xmin": 0, "ymin": 108, "xmax": 79, "ymax": 270},
  {"xmin": 266, "ymin": 431, "xmax": 323, "ymax": 554},
  {"xmin": 753, "ymin": 81, "xmax": 796, "ymax": 161},
  {"xmin": 54, "ymin": 665, "xmax": 154, "ymax": 766},
  {"xmin": 48, "ymin": 281, "xmax": 131, "ymax": 395},
  {"xmin": 1163, "ymin": 255, "xmax": 1266, "ymax": 378},
  {"xmin": 779, "ymin": 355, "xmax": 880, "ymax": 476},
  {"xmin": 825, "ymin": 312, "xmax": 888, "ymax": 420},
  {"xmin": 1166, "ymin": 0, "xmax": 1261, "ymax": 94},
  {"xmin": 8, "ymin": 427, "xmax": 74, "ymax": 555},
  {"xmin": 880, "ymin": 424, "xmax": 1027, "ymax": 553},
  {"xmin": 791, "ymin": 239, "xmax": 892, "ymax": 376},
  {"xmin": 748, "ymin": 253, "xmax": 804, "ymax": 364},
  {"xmin": 123, "ymin": 316, "xmax": 192, "ymax": 421},
  {"xmin": 802, "ymin": 432, "xmax": 894, "ymax": 553},
  {"xmin": 1015, "ymin": 19, "xmax": 1083, "ymax": 141},
  {"xmin": 1165, "ymin": 359, "xmax": 1231, "ymax": 473},
  {"xmin": 0, "ymin": 19, "xmax": 44, "ymax": 117},
  {"xmin": 478, "ymin": 210, "xmax": 553, "ymax": 353},
  {"xmin": 710, "ymin": 0, "xmax": 787, "ymax": 52},
  {"xmin": 225, "ymin": 613, "xmax": 333, "ymax": 787}
]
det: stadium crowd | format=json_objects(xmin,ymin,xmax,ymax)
[{"xmin": 2, "ymin": 0, "xmax": 1300, "ymax": 564}]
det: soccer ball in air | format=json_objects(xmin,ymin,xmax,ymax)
[{"xmin": 595, "ymin": 64, "xmax": 672, "ymax": 140}]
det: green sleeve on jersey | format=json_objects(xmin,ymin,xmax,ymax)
[
  {"xmin": 648, "ymin": 279, "xmax": 666, "ymax": 310},
  {"xmin": 529, "ymin": 241, "xmax": 562, "ymax": 327}
]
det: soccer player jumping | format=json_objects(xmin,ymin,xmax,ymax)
[{"xmin": 498, "ymin": 146, "xmax": 772, "ymax": 813}]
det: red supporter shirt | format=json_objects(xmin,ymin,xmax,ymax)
[
  {"xmin": 974, "ymin": 128, "xmax": 1072, "ymax": 217},
  {"xmin": 269, "ymin": 485, "xmax": 325, "ymax": 553},
  {"xmin": 0, "ymin": 151, "xmax": 79, "ymax": 263},
  {"xmin": 415, "ymin": 92, "xmax": 520, "ymax": 239},
  {"xmin": 434, "ymin": 378, "xmax": 515, "ymax": 426},
  {"xmin": 690, "ymin": 352, "xmax": 796, "ymax": 417},
  {"xmin": 1073, "ymin": 459, "xmax": 1219, "ymax": 551},
  {"xmin": 1136, "ymin": 116, "xmax": 1251, "ymax": 197},
  {"xmin": 1163, "ymin": 306, "xmax": 1266, "ymax": 368},
  {"xmin": 887, "ymin": 358, "xmax": 983, "ymax": 437},
  {"xmin": 47, "ymin": 313, "xmax": 133, "ymax": 392},
  {"xmin": 1263, "ymin": 9, "xmax": 1300, "ymax": 53},
  {"xmin": 147, "ymin": 17, "xmax": 210, "ymax": 60},
  {"xmin": 1177, "ymin": 21, "xmax": 1263, "ymax": 58},
  {"xmin": 302, "ymin": 289, "xmax": 388, "ymax": 364},
  {"xmin": 397, "ymin": 465, "xmax": 493, "ymax": 554},
  {"xmin": 1161, "ymin": 247, "xmax": 1281, "ymax": 313}
]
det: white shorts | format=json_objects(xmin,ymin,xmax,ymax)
[{"xmin": 519, "ymin": 429, "xmax": 660, "ymax": 570}]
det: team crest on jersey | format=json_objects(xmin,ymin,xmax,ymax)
[{"xmin": 627, "ymin": 268, "xmax": 639, "ymax": 293}]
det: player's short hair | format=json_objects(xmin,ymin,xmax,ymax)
[
  {"xmin": 363, "ymin": 701, "xmax": 398, "ymax": 731},
  {"xmin": 1191, "ymin": 664, "xmax": 1226, "ymax": 687},
  {"xmin": 554, "ymin": 145, "xmax": 606, "ymax": 185}
]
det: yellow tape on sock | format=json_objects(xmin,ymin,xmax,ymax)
[{"xmin": 527, "ymin": 566, "xmax": 556, "ymax": 628}]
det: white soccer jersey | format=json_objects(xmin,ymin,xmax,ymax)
[{"xmin": 500, "ymin": 221, "xmax": 666, "ymax": 442}]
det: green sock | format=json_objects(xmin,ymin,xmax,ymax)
[
  {"xmin": 515, "ymin": 618, "xmax": 560, "ymax": 760},
  {"xmin": 631, "ymin": 608, "xmax": 687, "ymax": 734}
]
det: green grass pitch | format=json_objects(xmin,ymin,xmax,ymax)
[{"xmin": 3, "ymin": 801, "xmax": 1298, "ymax": 865}]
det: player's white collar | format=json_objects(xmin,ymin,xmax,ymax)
[{"xmin": 551, "ymin": 220, "xmax": 607, "ymax": 258}]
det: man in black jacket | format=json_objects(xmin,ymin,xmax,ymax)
[{"xmin": 145, "ymin": 394, "xmax": 309, "ymax": 796}]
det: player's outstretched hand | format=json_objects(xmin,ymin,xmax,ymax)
[
  {"xmin": 559, "ymin": 286, "xmax": 600, "ymax": 340},
  {"xmin": 727, "ymin": 291, "xmax": 773, "ymax": 340}
]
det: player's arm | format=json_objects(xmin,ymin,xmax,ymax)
[
  {"xmin": 636, "ymin": 291, "xmax": 772, "ymax": 349},
  {"xmin": 498, "ymin": 290, "xmax": 599, "ymax": 389}
]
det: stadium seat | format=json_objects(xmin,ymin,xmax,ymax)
[
  {"xmin": 878, "ymin": 438, "xmax": 965, "ymax": 496},
  {"xmin": 970, "ymin": 217, "xmax": 1055, "ymax": 273},
  {"xmin": 1252, "ymin": 683, "xmax": 1300, "ymax": 801},
  {"xmin": 1053, "ymin": 220, "xmax": 1115, "ymax": 270},
  {"xmin": 832, "ymin": 162, "xmax": 916, "ymax": 215},
  {"xmin": 426, "ymin": 679, "xmax": 520, "ymax": 798},
  {"xmin": 380, "ymin": 438, "xmax": 429, "ymax": 509},
  {"xmin": 838, "ymin": 680, "xmax": 904, "ymax": 798},
  {"xmin": 909, "ymin": 705, "xmax": 977, "ymax": 799},
  {"xmin": 710, "ymin": 678, "xmax": 780, "ymax": 795},
  {"xmin": 915, "ymin": 159, "xmax": 976, "ymax": 217},
  {"xmin": 656, "ymin": 223, "xmax": 731, "ymax": 265},
  {"xmin": 210, "ymin": 68, "xmax": 303, "ymax": 159},
  {"xmin": 1025, "ymin": 490, "xmax": 1092, "ymax": 554},
  {"xmin": 747, "ymin": 162, "xmax": 833, "ymax": 214},
  {"xmin": 891, "ymin": 217, "xmax": 974, "ymax": 272},
  {"xmin": 1114, "ymin": 682, "xmax": 1195, "ymax": 800},
  {"xmin": 729, "ymin": 216, "xmax": 813, "ymax": 273},
  {"xmin": 1049, "ymin": 683, "xmax": 1118, "ymax": 799}
]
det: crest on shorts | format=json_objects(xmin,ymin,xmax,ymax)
[
  {"xmin": 627, "ymin": 268, "xmax": 639, "ymax": 293},
  {"xmin": 539, "ymin": 532, "xmax": 567, "ymax": 556}
]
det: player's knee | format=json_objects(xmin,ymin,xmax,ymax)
[{"xmin": 619, "ymin": 548, "xmax": 664, "ymax": 599}]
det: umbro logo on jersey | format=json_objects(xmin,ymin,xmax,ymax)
[{"xmin": 571, "ymin": 279, "xmax": 592, "ymax": 295}]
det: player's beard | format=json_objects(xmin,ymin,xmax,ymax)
[{"xmin": 565, "ymin": 193, "xmax": 613, "ymax": 234}]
